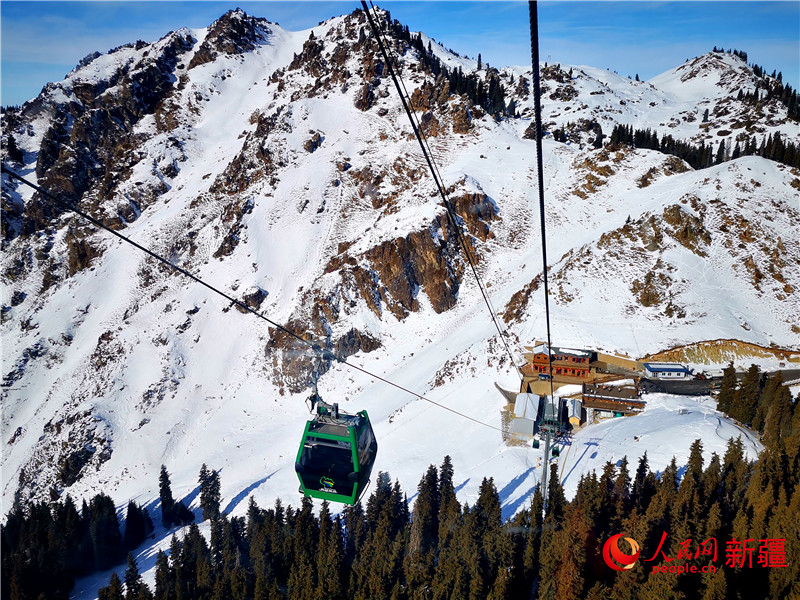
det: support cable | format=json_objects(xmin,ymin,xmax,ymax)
[
  {"xmin": 1, "ymin": 163, "xmax": 502, "ymax": 432},
  {"xmin": 362, "ymin": 1, "xmax": 522, "ymax": 380},
  {"xmin": 528, "ymin": 0, "xmax": 558, "ymax": 509}
]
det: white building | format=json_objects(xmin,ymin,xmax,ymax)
[
  {"xmin": 643, "ymin": 362, "xmax": 692, "ymax": 379},
  {"xmin": 510, "ymin": 393, "xmax": 541, "ymax": 442}
]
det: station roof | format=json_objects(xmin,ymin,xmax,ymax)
[
  {"xmin": 643, "ymin": 362, "xmax": 690, "ymax": 372},
  {"xmin": 525, "ymin": 344, "xmax": 592, "ymax": 358}
]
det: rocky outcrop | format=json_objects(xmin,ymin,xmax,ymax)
[
  {"xmin": 288, "ymin": 31, "xmax": 327, "ymax": 78},
  {"xmin": 342, "ymin": 191, "xmax": 496, "ymax": 319},
  {"xmin": 268, "ymin": 189, "xmax": 499, "ymax": 393},
  {"xmin": 213, "ymin": 108, "xmax": 284, "ymax": 195},
  {"xmin": 188, "ymin": 9, "xmax": 271, "ymax": 69},
  {"xmin": 360, "ymin": 215, "xmax": 464, "ymax": 317},
  {"xmin": 450, "ymin": 191, "xmax": 498, "ymax": 241},
  {"xmin": 662, "ymin": 203, "xmax": 712, "ymax": 256},
  {"xmin": 235, "ymin": 286, "xmax": 269, "ymax": 314},
  {"xmin": 14, "ymin": 30, "xmax": 195, "ymax": 242}
]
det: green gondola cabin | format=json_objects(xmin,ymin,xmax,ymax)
[{"xmin": 295, "ymin": 403, "xmax": 377, "ymax": 505}]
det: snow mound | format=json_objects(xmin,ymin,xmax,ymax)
[{"xmin": 559, "ymin": 393, "xmax": 763, "ymax": 497}]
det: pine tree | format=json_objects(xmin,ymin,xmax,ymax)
[
  {"xmin": 715, "ymin": 139, "xmax": 726, "ymax": 164},
  {"xmin": 432, "ymin": 456, "xmax": 464, "ymax": 600},
  {"xmin": 343, "ymin": 501, "xmax": 368, "ymax": 568},
  {"xmin": 406, "ymin": 464, "xmax": 440, "ymax": 595},
  {"xmin": 317, "ymin": 504, "xmax": 346, "ymax": 600},
  {"xmin": 98, "ymin": 572, "xmax": 125, "ymax": 600},
  {"xmin": 720, "ymin": 437, "xmax": 749, "ymax": 519},
  {"xmin": 153, "ymin": 550, "xmax": 173, "ymax": 600},
  {"xmin": 538, "ymin": 511, "xmax": 559, "ymax": 600},
  {"xmin": 477, "ymin": 53, "xmax": 482, "ymax": 70},
  {"xmin": 553, "ymin": 505, "xmax": 589, "ymax": 600},
  {"xmin": 89, "ymin": 494, "xmax": 124, "ymax": 570},
  {"xmin": 596, "ymin": 461, "xmax": 617, "ymax": 540},
  {"xmin": 765, "ymin": 487, "xmax": 798, "ymax": 599},
  {"xmin": 546, "ymin": 463, "xmax": 566, "ymax": 522},
  {"xmin": 57, "ymin": 493, "xmax": 91, "ymax": 574},
  {"xmin": 731, "ymin": 364, "xmax": 762, "ymax": 425},
  {"xmin": 352, "ymin": 509, "xmax": 404, "ymax": 600},
  {"xmin": 124, "ymin": 501, "xmax": 149, "ymax": 551},
  {"xmin": 764, "ymin": 384, "xmax": 794, "ymax": 443},
  {"xmin": 159, "ymin": 465, "xmax": 175, "ymax": 528},
  {"xmin": 593, "ymin": 123, "xmax": 604, "ymax": 149},
  {"xmin": 701, "ymin": 453, "xmax": 722, "ymax": 510},
  {"xmin": 631, "ymin": 452, "xmax": 656, "ymax": 513},
  {"xmin": 174, "ymin": 500, "xmax": 195, "ymax": 526},
  {"xmin": 702, "ymin": 567, "xmax": 728, "ymax": 600},
  {"xmin": 366, "ymin": 472, "xmax": 393, "ymax": 529},
  {"xmin": 716, "ymin": 363, "xmax": 736, "ymax": 414},
  {"xmin": 5, "ymin": 133, "xmax": 24, "ymax": 163},
  {"xmin": 124, "ymin": 552, "xmax": 143, "ymax": 600},
  {"xmin": 522, "ymin": 488, "xmax": 544, "ymax": 594},
  {"xmin": 611, "ymin": 456, "xmax": 631, "ymax": 526},
  {"xmin": 199, "ymin": 464, "xmax": 222, "ymax": 521},
  {"xmin": 293, "ymin": 496, "xmax": 319, "ymax": 569}
]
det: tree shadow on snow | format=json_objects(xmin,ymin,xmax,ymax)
[
  {"xmin": 223, "ymin": 471, "xmax": 278, "ymax": 515},
  {"xmin": 499, "ymin": 468, "xmax": 537, "ymax": 520},
  {"xmin": 560, "ymin": 438, "xmax": 600, "ymax": 488}
]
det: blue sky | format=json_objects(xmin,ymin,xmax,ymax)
[{"xmin": 2, "ymin": 1, "xmax": 798, "ymax": 107}]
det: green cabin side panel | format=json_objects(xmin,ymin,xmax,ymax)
[{"xmin": 295, "ymin": 415, "xmax": 370, "ymax": 506}]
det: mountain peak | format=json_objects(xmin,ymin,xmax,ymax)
[
  {"xmin": 2, "ymin": 6, "xmax": 798, "ymax": 514},
  {"xmin": 649, "ymin": 50, "xmax": 754, "ymax": 100},
  {"xmin": 188, "ymin": 7, "xmax": 272, "ymax": 69}
]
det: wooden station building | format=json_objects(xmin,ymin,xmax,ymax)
[
  {"xmin": 520, "ymin": 344, "xmax": 597, "ymax": 382},
  {"xmin": 582, "ymin": 382, "xmax": 645, "ymax": 416}
]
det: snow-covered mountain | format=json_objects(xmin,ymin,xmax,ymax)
[{"xmin": 1, "ymin": 6, "xmax": 798, "ymax": 525}]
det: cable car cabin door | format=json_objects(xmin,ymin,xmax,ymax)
[
  {"xmin": 295, "ymin": 408, "xmax": 377, "ymax": 505},
  {"xmin": 295, "ymin": 425, "xmax": 359, "ymax": 505}
]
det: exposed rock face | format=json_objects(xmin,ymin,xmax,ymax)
[
  {"xmin": 451, "ymin": 191, "xmax": 498, "ymax": 242},
  {"xmin": 303, "ymin": 131, "xmax": 323, "ymax": 153},
  {"xmin": 10, "ymin": 30, "xmax": 196, "ymax": 248},
  {"xmin": 1, "ymin": 31, "xmax": 197, "ymax": 309},
  {"xmin": 211, "ymin": 108, "xmax": 283, "ymax": 196},
  {"xmin": 361, "ymin": 215, "xmax": 464, "ymax": 317},
  {"xmin": 235, "ymin": 286, "xmax": 269, "ymax": 314},
  {"xmin": 288, "ymin": 32, "xmax": 327, "ymax": 78},
  {"xmin": 451, "ymin": 103, "xmax": 473, "ymax": 134},
  {"xmin": 4, "ymin": 5, "xmax": 797, "ymax": 508},
  {"xmin": 269, "ymin": 211, "xmax": 466, "ymax": 393},
  {"xmin": 267, "ymin": 188, "xmax": 499, "ymax": 393},
  {"xmin": 411, "ymin": 79, "xmax": 450, "ymax": 111},
  {"xmin": 188, "ymin": 9, "xmax": 271, "ymax": 68},
  {"xmin": 661, "ymin": 203, "xmax": 712, "ymax": 256},
  {"xmin": 503, "ymin": 274, "xmax": 542, "ymax": 324}
]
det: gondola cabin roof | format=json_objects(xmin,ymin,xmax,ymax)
[
  {"xmin": 308, "ymin": 406, "xmax": 367, "ymax": 431},
  {"xmin": 295, "ymin": 408, "xmax": 377, "ymax": 506}
]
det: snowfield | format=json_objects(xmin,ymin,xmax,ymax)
[
  {"xmin": 559, "ymin": 393, "xmax": 763, "ymax": 499},
  {"xmin": 0, "ymin": 8, "xmax": 798, "ymax": 599}
]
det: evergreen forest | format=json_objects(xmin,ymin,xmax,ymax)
[{"xmin": 2, "ymin": 368, "xmax": 799, "ymax": 600}]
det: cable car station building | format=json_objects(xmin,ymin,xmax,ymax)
[
  {"xmin": 520, "ymin": 344, "xmax": 597, "ymax": 392},
  {"xmin": 581, "ymin": 382, "xmax": 645, "ymax": 417},
  {"xmin": 643, "ymin": 362, "xmax": 692, "ymax": 379}
]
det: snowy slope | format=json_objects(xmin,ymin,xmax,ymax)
[
  {"xmin": 559, "ymin": 394, "xmax": 763, "ymax": 499},
  {"xmin": 1, "ymin": 13, "xmax": 798, "ymax": 594}
]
